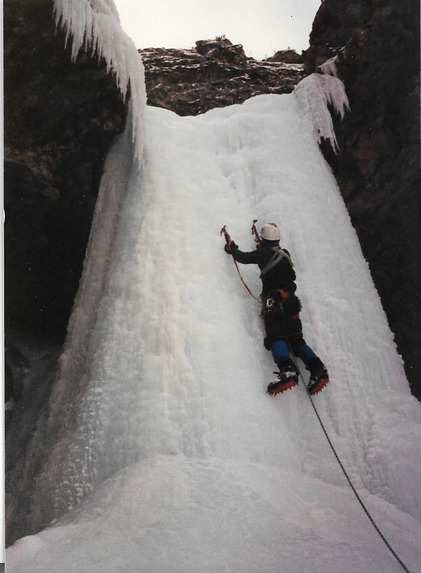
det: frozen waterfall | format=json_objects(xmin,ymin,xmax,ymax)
[
  {"xmin": 7, "ymin": 91, "xmax": 421, "ymax": 573},
  {"xmin": 6, "ymin": 1, "xmax": 421, "ymax": 572}
]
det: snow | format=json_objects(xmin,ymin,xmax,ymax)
[
  {"xmin": 6, "ymin": 3, "xmax": 421, "ymax": 572},
  {"xmin": 6, "ymin": 457, "xmax": 421, "ymax": 573},
  {"xmin": 53, "ymin": 0, "xmax": 147, "ymax": 159},
  {"xmin": 294, "ymin": 73, "xmax": 350, "ymax": 152}
]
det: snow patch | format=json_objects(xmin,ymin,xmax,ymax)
[
  {"xmin": 294, "ymin": 73, "xmax": 350, "ymax": 152},
  {"xmin": 53, "ymin": 0, "xmax": 147, "ymax": 159},
  {"xmin": 7, "ymin": 456, "xmax": 421, "ymax": 573}
]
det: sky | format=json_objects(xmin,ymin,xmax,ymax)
[{"xmin": 113, "ymin": 0, "xmax": 322, "ymax": 60}]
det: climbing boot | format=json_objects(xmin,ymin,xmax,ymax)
[
  {"xmin": 267, "ymin": 361, "xmax": 299, "ymax": 396},
  {"xmin": 307, "ymin": 358, "xmax": 329, "ymax": 395}
]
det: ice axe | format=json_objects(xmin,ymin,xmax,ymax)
[
  {"xmin": 220, "ymin": 225, "xmax": 232, "ymax": 246},
  {"xmin": 251, "ymin": 219, "xmax": 261, "ymax": 244},
  {"xmin": 220, "ymin": 225, "xmax": 261, "ymax": 303}
]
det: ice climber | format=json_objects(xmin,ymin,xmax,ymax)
[{"xmin": 224, "ymin": 222, "xmax": 329, "ymax": 396}]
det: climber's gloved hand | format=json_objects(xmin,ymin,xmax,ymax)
[{"xmin": 224, "ymin": 241, "xmax": 237, "ymax": 254}]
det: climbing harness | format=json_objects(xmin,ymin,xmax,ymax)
[
  {"xmin": 291, "ymin": 352, "xmax": 413, "ymax": 573},
  {"xmin": 220, "ymin": 225, "xmax": 261, "ymax": 303},
  {"xmin": 265, "ymin": 289, "xmax": 289, "ymax": 312},
  {"xmin": 265, "ymin": 296, "xmax": 278, "ymax": 311}
]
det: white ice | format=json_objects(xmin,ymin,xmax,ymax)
[
  {"xmin": 319, "ymin": 56, "xmax": 339, "ymax": 78},
  {"xmin": 7, "ymin": 93, "xmax": 421, "ymax": 573},
  {"xmin": 7, "ymin": 2, "xmax": 421, "ymax": 572},
  {"xmin": 294, "ymin": 73, "xmax": 350, "ymax": 152}
]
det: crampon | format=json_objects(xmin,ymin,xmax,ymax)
[
  {"xmin": 267, "ymin": 372, "xmax": 298, "ymax": 396},
  {"xmin": 307, "ymin": 370, "xmax": 329, "ymax": 395}
]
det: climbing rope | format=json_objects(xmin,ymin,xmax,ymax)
[
  {"xmin": 293, "ymin": 360, "xmax": 412, "ymax": 573},
  {"xmin": 232, "ymin": 259, "xmax": 262, "ymax": 303},
  {"xmin": 220, "ymin": 225, "xmax": 261, "ymax": 304}
]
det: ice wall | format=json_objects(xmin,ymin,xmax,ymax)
[{"xmin": 7, "ymin": 93, "xmax": 421, "ymax": 572}]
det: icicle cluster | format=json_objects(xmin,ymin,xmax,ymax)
[
  {"xmin": 53, "ymin": 0, "xmax": 147, "ymax": 160},
  {"xmin": 318, "ymin": 47, "xmax": 347, "ymax": 79},
  {"xmin": 294, "ymin": 73, "xmax": 350, "ymax": 152},
  {"xmin": 318, "ymin": 55, "xmax": 339, "ymax": 78}
]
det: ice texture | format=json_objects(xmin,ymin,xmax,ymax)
[
  {"xmin": 53, "ymin": 0, "xmax": 147, "ymax": 159},
  {"xmin": 294, "ymin": 73, "xmax": 350, "ymax": 152},
  {"xmin": 7, "ymin": 94, "xmax": 421, "ymax": 573},
  {"xmin": 6, "ymin": 2, "xmax": 421, "ymax": 572},
  {"xmin": 319, "ymin": 55, "xmax": 339, "ymax": 78}
]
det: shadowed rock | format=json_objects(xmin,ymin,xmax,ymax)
[
  {"xmin": 305, "ymin": 0, "xmax": 420, "ymax": 399},
  {"xmin": 140, "ymin": 37, "xmax": 305, "ymax": 116}
]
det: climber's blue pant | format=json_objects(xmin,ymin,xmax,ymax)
[
  {"xmin": 271, "ymin": 340, "xmax": 290, "ymax": 363},
  {"xmin": 272, "ymin": 339, "xmax": 317, "ymax": 366}
]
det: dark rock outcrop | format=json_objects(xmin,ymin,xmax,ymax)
[
  {"xmin": 5, "ymin": 333, "xmax": 61, "ymax": 545},
  {"xmin": 305, "ymin": 0, "xmax": 420, "ymax": 398},
  {"xmin": 140, "ymin": 37, "xmax": 305, "ymax": 116},
  {"xmin": 266, "ymin": 49, "xmax": 303, "ymax": 64},
  {"xmin": 4, "ymin": 0, "xmax": 128, "ymax": 349},
  {"xmin": 5, "ymin": 0, "xmax": 128, "ymax": 545}
]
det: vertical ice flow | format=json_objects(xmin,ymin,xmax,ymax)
[
  {"xmin": 11, "ymin": 91, "xmax": 419, "ymax": 565},
  {"xmin": 9, "ymin": 92, "xmax": 421, "ymax": 573},
  {"xmin": 294, "ymin": 73, "xmax": 349, "ymax": 152}
]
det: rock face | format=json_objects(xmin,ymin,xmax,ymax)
[
  {"xmin": 5, "ymin": 0, "xmax": 128, "ymax": 545},
  {"xmin": 266, "ymin": 49, "xmax": 303, "ymax": 64},
  {"xmin": 305, "ymin": 0, "xmax": 420, "ymax": 398},
  {"xmin": 4, "ymin": 0, "xmax": 128, "ymax": 349},
  {"xmin": 140, "ymin": 37, "xmax": 305, "ymax": 116}
]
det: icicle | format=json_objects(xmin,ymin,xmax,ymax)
[
  {"xmin": 318, "ymin": 56, "xmax": 339, "ymax": 78},
  {"xmin": 294, "ymin": 73, "xmax": 350, "ymax": 153},
  {"xmin": 53, "ymin": 0, "xmax": 147, "ymax": 161},
  {"xmin": 318, "ymin": 47, "xmax": 347, "ymax": 79}
]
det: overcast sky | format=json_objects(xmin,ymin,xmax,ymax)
[{"xmin": 113, "ymin": 0, "xmax": 321, "ymax": 60}]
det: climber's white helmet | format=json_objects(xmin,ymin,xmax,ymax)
[{"xmin": 260, "ymin": 222, "xmax": 280, "ymax": 241}]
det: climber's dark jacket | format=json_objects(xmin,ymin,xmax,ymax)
[
  {"xmin": 230, "ymin": 239, "xmax": 296, "ymax": 297},
  {"xmin": 230, "ymin": 239, "xmax": 302, "ymax": 344}
]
